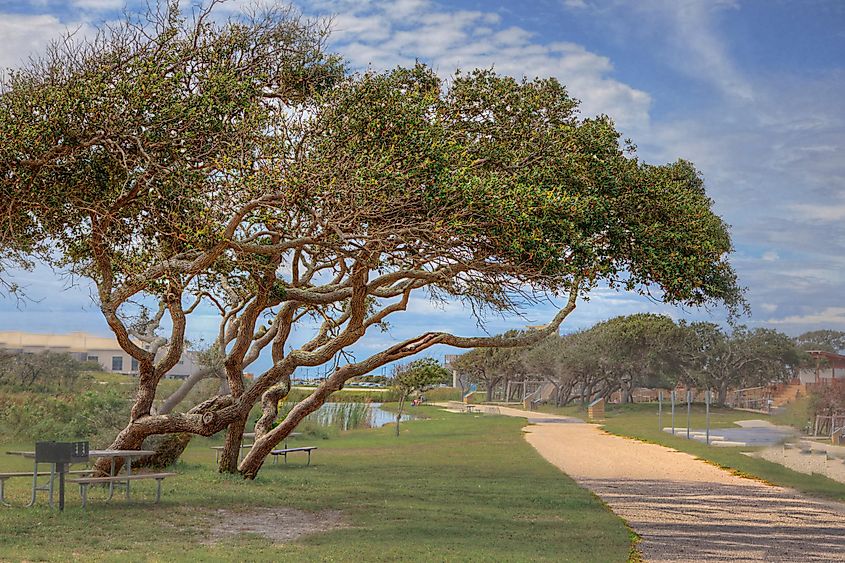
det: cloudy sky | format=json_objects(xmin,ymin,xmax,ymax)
[{"xmin": 0, "ymin": 0, "xmax": 843, "ymax": 371}]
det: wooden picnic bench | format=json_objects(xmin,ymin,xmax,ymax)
[
  {"xmin": 0, "ymin": 470, "xmax": 93, "ymax": 507},
  {"xmin": 269, "ymin": 446, "xmax": 317, "ymax": 466},
  {"xmin": 68, "ymin": 472, "xmax": 177, "ymax": 507}
]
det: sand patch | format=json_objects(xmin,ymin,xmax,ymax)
[{"xmin": 203, "ymin": 506, "xmax": 347, "ymax": 545}]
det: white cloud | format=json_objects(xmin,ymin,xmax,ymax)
[
  {"xmin": 790, "ymin": 203, "xmax": 845, "ymax": 222},
  {"xmin": 627, "ymin": 0, "xmax": 752, "ymax": 101},
  {"xmin": 769, "ymin": 307, "xmax": 845, "ymax": 326},
  {"xmin": 761, "ymin": 251, "xmax": 779, "ymax": 262},
  {"xmin": 562, "ymin": 0, "xmax": 588, "ymax": 9},
  {"xmin": 301, "ymin": 0, "xmax": 652, "ymax": 131},
  {"xmin": 71, "ymin": 0, "xmax": 123, "ymax": 10},
  {"xmin": 0, "ymin": 14, "xmax": 85, "ymax": 70}
]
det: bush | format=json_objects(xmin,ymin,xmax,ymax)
[
  {"xmin": 809, "ymin": 381, "xmax": 845, "ymax": 417},
  {"xmin": 0, "ymin": 388, "xmax": 129, "ymax": 446},
  {"xmin": 0, "ymin": 351, "xmax": 98, "ymax": 393}
]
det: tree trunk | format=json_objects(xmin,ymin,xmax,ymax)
[
  {"xmin": 395, "ymin": 394, "xmax": 407, "ymax": 437},
  {"xmin": 717, "ymin": 381, "xmax": 729, "ymax": 407},
  {"xmin": 158, "ymin": 368, "xmax": 216, "ymax": 414},
  {"xmin": 92, "ymin": 423, "xmax": 150, "ymax": 476},
  {"xmin": 239, "ymin": 375, "xmax": 346, "ymax": 479},
  {"xmin": 254, "ymin": 381, "xmax": 291, "ymax": 439},
  {"xmin": 132, "ymin": 433, "xmax": 193, "ymax": 469},
  {"xmin": 94, "ymin": 394, "xmax": 236, "ymax": 476},
  {"xmin": 219, "ymin": 413, "xmax": 248, "ymax": 474}
]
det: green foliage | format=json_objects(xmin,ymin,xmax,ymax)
[
  {"xmin": 795, "ymin": 330, "xmax": 845, "ymax": 354},
  {"xmin": 391, "ymin": 358, "xmax": 450, "ymax": 435},
  {"xmin": 678, "ymin": 322, "xmax": 803, "ymax": 402},
  {"xmin": 420, "ymin": 386, "xmax": 462, "ymax": 402},
  {"xmin": 0, "ymin": 351, "xmax": 98, "ymax": 392},
  {"xmin": 455, "ymin": 315, "xmax": 803, "ymax": 407},
  {"xmin": 0, "ymin": 1, "xmax": 342, "ymax": 288},
  {"xmin": 294, "ymin": 63, "xmax": 742, "ymax": 311},
  {"xmin": 0, "ymin": 388, "xmax": 129, "ymax": 446},
  {"xmin": 392, "ymin": 358, "xmax": 450, "ymax": 395}
]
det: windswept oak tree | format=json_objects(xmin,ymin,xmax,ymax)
[
  {"xmin": 1, "ymin": 2, "xmax": 741, "ymax": 478},
  {"xmin": 677, "ymin": 323, "xmax": 801, "ymax": 405}
]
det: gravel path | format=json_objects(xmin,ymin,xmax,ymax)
[{"xmin": 469, "ymin": 405, "xmax": 845, "ymax": 562}]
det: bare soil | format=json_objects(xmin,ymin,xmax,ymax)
[{"xmin": 202, "ymin": 507, "xmax": 347, "ymax": 545}]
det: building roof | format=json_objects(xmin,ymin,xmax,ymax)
[
  {"xmin": 0, "ymin": 330, "xmax": 123, "ymax": 352},
  {"xmin": 808, "ymin": 350, "xmax": 845, "ymax": 366}
]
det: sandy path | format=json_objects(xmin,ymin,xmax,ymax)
[{"xmin": 464, "ymin": 405, "xmax": 845, "ymax": 562}]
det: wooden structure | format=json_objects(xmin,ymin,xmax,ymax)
[
  {"xmin": 814, "ymin": 414, "xmax": 845, "ymax": 437},
  {"xmin": 804, "ymin": 350, "xmax": 845, "ymax": 383},
  {"xmin": 588, "ymin": 397, "xmax": 605, "ymax": 421}
]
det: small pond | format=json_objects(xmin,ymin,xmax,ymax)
[{"xmin": 306, "ymin": 402, "xmax": 413, "ymax": 430}]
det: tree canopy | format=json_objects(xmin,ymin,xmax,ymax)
[
  {"xmin": 391, "ymin": 357, "xmax": 449, "ymax": 436},
  {"xmin": 0, "ymin": 1, "xmax": 742, "ymax": 478},
  {"xmin": 453, "ymin": 316, "xmax": 803, "ymax": 407}
]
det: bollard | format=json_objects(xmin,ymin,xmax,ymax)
[
  {"xmin": 671, "ymin": 391, "xmax": 676, "ymax": 435},
  {"xmin": 658, "ymin": 390, "xmax": 663, "ymax": 431},
  {"xmin": 686, "ymin": 390, "xmax": 692, "ymax": 439}
]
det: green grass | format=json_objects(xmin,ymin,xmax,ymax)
[
  {"xmin": 595, "ymin": 402, "xmax": 845, "ymax": 501},
  {"xmin": 770, "ymin": 395, "xmax": 814, "ymax": 432},
  {"xmin": 0, "ymin": 407, "xmax": 632, "ymax": 562}
]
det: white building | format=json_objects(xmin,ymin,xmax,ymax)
[{"xmin": 0, "ymin": 330, "xmax": 201, "ymax": 379}]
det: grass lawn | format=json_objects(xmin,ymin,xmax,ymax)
[
  {"xmin": 0, "ymin": 407, "xmax": 633, "ymax": 562},
  {"xmin": 589, "ymin": 402, "xmax": 845, "ymax": 502}
]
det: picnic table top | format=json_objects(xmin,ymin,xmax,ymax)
[{"xmin": 6, "ymin": 449, "xmax": 156, "ymax": 459}]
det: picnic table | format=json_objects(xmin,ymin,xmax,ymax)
[
  {"xmin": 6, "ymin": 449, "xmax": 156, "ymax": 505},
  {"xmin": 210, "ymin": 432, "xmax": 302, "ymax": 463}
]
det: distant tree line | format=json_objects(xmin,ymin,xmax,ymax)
[{"xmin": 452, "ymin": 316, "xmax": 841, "ymax": 406}]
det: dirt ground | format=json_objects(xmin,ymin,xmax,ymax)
[
  {"xmin": 473, "ymin": 405, "xmax": 845, "ymax": 562},
  {"xmin": 202, "ymin": 507, "xmax": 347, "ymax": 545}
]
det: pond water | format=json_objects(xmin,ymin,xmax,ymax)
[{"xmin": 309, "ymin": 402, "xmax": 413, "ymax": 430}]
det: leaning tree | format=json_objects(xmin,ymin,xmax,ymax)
[{"xmin": 1, "ymin": 2, "xmax": 741, "ymax": 479}]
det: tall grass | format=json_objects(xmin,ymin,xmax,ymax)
[
  {"xmin": 274, "ymin": 401, "xmax": 376, "ymax": 436},
  {"xmin": 313, "ymin": 402, "xmax": 373, "ymax": 431},
  {"xmin": 423, "ymin": 387, "xmax": 462, "ymax": 402},
  {"xmin": 285, "ymin": 388, "xmax": 400, "ymax": 403}
]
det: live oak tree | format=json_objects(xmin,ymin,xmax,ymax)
[
  {"xmin": 1, "ymin": 2, "xmax": 741, "ymax": 479},
  {"xmin": 391, "ymin": 358, "xmax": 449, "ymax": 436},
  {"xmin": 451, "ymin": 331, "xmax": 528, "ymax": 402},
  {"xmin": 590, "ymin": 314, "xmax": 681, "ymax": 403},
  {"xmin": 677, "ymin": 323, "xmax": 801, "ymax": 405},
  {"xmin": 795, "ymin": 330, "xmax": 845, "ymax": 354}
]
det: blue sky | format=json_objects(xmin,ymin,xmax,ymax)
[{"xmin": 1, "ymin": 0, "xmax": 843, "ymax": 372}]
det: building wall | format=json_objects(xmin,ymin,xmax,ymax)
[{"xmin": 0, "ymin": 331, "xmax": 199, "ymax": 379}]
